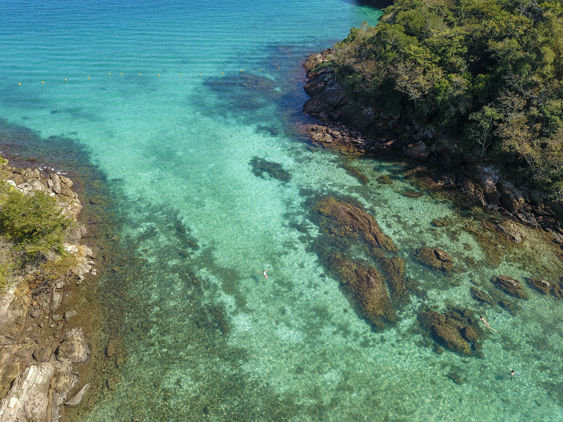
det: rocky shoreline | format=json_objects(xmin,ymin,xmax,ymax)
[
  {"xmin": 301, "ymin": 50, "xmax": 563, "ymax": 244},
  {"xmin": 0, "ymin": 161, "xmax": 100, "ymax": 422}
]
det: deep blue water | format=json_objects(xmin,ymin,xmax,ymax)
[{"xmin": 2, "ymin": 1, "xmax": 563, "ymax": 421}]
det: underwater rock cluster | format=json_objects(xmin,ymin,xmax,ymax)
[
  {"xmin": 310, "ymin": 196, "xmax": 404, "ymax": 331},
  {"xmin": 419, "ymin": 308, "xmax": 483, "ymax": 357}
]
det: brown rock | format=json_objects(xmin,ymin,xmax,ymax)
[
  {"xmin": 347, "ymin": 266, "xmax": 396, "ymax": 330},
  {"xmin": 315, "ymin": 196, "xmax": 396, "ymax": 252},
  {"xmin": 414, "ymin": 247, "xmax": 454, "ymax": 273},
  {"xmin": 527, "ymin": 278, "xmax": 551, "ymax": 295},
  {"xmin": 493, "ymin": 275, "xmax": 529, "ymax": 300}
]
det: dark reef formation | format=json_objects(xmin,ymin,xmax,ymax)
[
  {"xmin": 308, "ymin": 195, "xmax": 407, "ymax": 331},
  {"xmin": 250, "ymin": 157, "xmax": 291, "ymax": 183},
  {"xmin": 419, "ymin": 308, "xmax": 483, "ymax": 357}
]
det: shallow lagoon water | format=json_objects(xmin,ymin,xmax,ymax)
[{"xmin": 2, "ymin": 1, "xmax": 563, "ymax": 421}]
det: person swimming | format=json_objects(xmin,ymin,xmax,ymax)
[
  {"xmin": 262, "ymin": 269, "xmax": 270, "ymax": 279},
  {"xmin": 480, "ymin": 315, "xmax": 499, "ymax": 333}
]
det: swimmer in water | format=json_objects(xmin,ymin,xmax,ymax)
[
  {"xmin": 262, "ymin": 269, "xmax": 270, "ymax": 279},
  {"xmin": 480, "ymin": 315, "xmax": 499, "ymax": 333}
]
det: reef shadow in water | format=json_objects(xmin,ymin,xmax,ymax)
[{"xmin": 250, "ymin": 156, "xmax": 291, "ymax": 183}]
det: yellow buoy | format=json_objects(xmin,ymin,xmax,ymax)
[
  {"xmin": 199, "ymin": 73, "xmax": 202, "ymax": 76},
  {"xmin": 179, "ymin": 73, "xmax": 182, "ymax": 76},
  {"xmin": 158, "ymin": 74, "xmax": 160, "ymax": 77},
  {"xmin": 121, "ymin": 72, "xmax": 123, "ymax": 75},
  {"xmin": 18, "ymin": 83, "xmax": 21, "ymax": 86},
  {"xmin": 240, "ymin": 70, "xmax": 243, "ymax": 73},
  {"xmin": 65, "ymin": 79, "xmax": 67, "ymax": 81},
  {"xmin": 221, "ymin": 71, "xmax": 223, "ymax": 74},
  {"xmin": 139, "ymin": 73, "xmax": 141, "ymax": 76},
  {"xmin": 42, "ymin": 81, "xmax": 44, "ymax": 84},
  {"xmin": 87, "ymin": 76, "xmax": 90, "ymax": 79},
  {"xmin": 260, "ymin": 68, "xmax": 262, "ymax": 71},
  {"xmin": 109, "ymin": 73, "xmax": 111, "ymax": 76},
  {"xmin": 278, "ymin": 66, "xmax": 280, "ymax": 69}
]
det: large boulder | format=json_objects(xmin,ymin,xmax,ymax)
[
  {"xmin": 419, "ymin": 310, "xmax": 473, "ymax": 356},
  {"xmin": 403, "ymin": 141, "xmax": 429, "ymax": 161},
  {"xmin": 0, "ymin": 363, "xmax": 21, "ymax": 399},
  {"xmin": 468, "ymin": 164, "xmax": 501, "ymax": 205},
  {"xmin": 0, "ymin": 363, "xmax": 54, "ymax": 422},
  {"xmin": 56, "ymin": 328, "xmax": 90, "ymax": 365},
  {"xmin": 498, "ymin": 180, "xmax": 525, "ymax": 213},
  {"xmin": 493, "ymin": 275, "xmax": 529, "ymax": 300}
]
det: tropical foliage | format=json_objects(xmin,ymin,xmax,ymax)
[{"xmin": 326, "ymin": 0, "xmax": 563, "ymax": 198}]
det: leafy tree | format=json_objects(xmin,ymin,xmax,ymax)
[{"xmin": 321, "ymin": 0, "xmax": 563, "ymax": 199}]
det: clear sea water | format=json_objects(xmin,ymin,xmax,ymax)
[{"xmin": 2, "ymin": 1, "xmax": 563, "ymax": 421}]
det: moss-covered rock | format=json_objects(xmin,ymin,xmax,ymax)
[
  {"xmin": 493, "ymin": 275, "xmax": 529, "ymax": 300},
  {"xmin": 414, "ymin": 247, "xmax": 454, "ymax": 274}
]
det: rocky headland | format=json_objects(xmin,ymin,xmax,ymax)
[
  {"xmin": 301, "ymin": 50, "xmax": 563, "ymax": 244},
  {"xmin": 0, "ymin": 160, "xmax": 100, "ymax": 422}
]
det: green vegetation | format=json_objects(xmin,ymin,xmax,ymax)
[
  {"xmin": 0, "ymin": 186, "xmax": 72, "ymax": 256},
  {"xmin": 324, "ymin": 0, "xmax": 563, "ymax": 199}
]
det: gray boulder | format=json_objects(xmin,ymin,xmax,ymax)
[
  {"xmin": 56, "ymin": 328, "xmax": 90, "ymax": 365},
  {"xmin": 0, "ymin": 363, "xmax": 54, "ymax": 422}
]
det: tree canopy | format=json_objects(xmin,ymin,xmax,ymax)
[{"xmin": 326, "ymin": 0, "xmax": 563, "ymax": 199}]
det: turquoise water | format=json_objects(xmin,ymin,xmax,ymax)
[{"xmin": 2, "ymin": 1, "xmax": 563, "ymax": 421}]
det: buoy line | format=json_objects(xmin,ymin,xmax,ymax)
[{"xmin": 15, "ymin": 66, "xmax": 281, "ymax": 86}]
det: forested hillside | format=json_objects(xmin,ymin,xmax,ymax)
[{"xmin": 324, "ymin": 0, "xmax": 563, "ymax": 199}]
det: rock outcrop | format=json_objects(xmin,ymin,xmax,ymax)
[
  {"xmin": 0, "ymin": 160, "xmax": 99, "ymax": 422},
  {"xmin": 302, "ymin": 52, "xmax": 563, "ymax": 233}
]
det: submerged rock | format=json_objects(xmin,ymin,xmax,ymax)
[
  {"xmin": 315, "ymin": 196, "xmax": 396, "ymax": 252},
  {"xmin": 380, "ymin": 257, "xmax": 408, "ymax": 304},
  {"xmin": 493, "ymin": 275, "xmax": 529, "ymax": 300},
  {"xmin": 414, "ymin": 247, "xmax": 454, "ymax": 274},
  {"xmin": 340, "ymin": 262, "xmax": 396, "ymax": 331},
  {"xmin": 527, "ymin": 278, "xmax": 551, "ymax": 295},
  {"xmin": 249, "ymin": 157, "xmax": 291, "ymax": 183},
  {"xmin": 419, "ymin": 310, "xmax": 477, "ymax": 356},
  {"xmin": 527, "ymin": 278, "xmax": 563, "ymax": 298},
  {"xmin": 491, "ymin": 219, "xmax": 523, "ymax": 243},
  {"xmin": 470, "ymin": 287, "xmax": 494, "ymax": 305}
]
